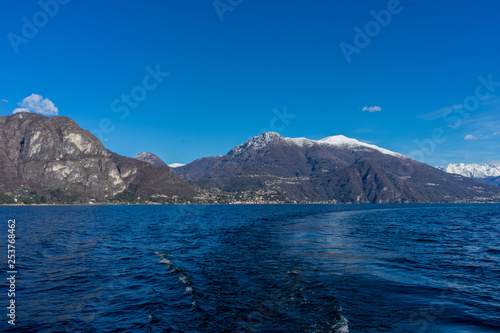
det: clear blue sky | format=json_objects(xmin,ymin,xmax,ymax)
[{"xmin": 1, "ymin": 0, "xmax": 500, "ymax": 166}]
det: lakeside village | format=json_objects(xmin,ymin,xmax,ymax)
[
  {"xmin": 1, "ymin": 184, "xmax": 498, "ymax": 206},
  {"xmin": 0, "ymin": 184, "xmax": 319, "ymax": 205}
]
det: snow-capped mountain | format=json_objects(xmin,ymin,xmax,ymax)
[
  {"xmin": 436, "ymin": 163, "xmax": 500, "ymax": 186},
  {"xmin": 231, "ymin": 132, "xmax": 404, "ymax": 158},
  {"xmin": 437, "ymin": 163, "xmax": 500, "ymax": 179},
  {"xmin": 173, "ymin": 132, "xmax": 500, "ymax": 203},
  {"xmin": 168, "ymin": 163, "xmax": 186, "ymax": 168}
]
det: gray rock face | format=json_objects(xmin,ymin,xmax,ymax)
[{"xmin": 0, "ymin": 113, "xmax": 193, "ymax": 202}]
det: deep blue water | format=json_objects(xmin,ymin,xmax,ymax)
[{"xmin": 1, "ymin": 204, "xmax": 500, "ymax": 332}]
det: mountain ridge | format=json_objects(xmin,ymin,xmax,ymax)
[
  {"xmin": 229, "ymin": 132, "xmax": 404, "ymax": 158},
  {"xmin": 1, "ymin": 114, "xmax": 499, "ymax": 204},
  {"xmin": 437, "ymin": 163, "xmax": 500, "ymax": 186},
  {"xmin": 173, "ymin": 132, "xmax": 500, "ymax": 203}
]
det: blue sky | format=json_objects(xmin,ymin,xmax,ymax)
[{"xmin": 1, "ymin": 0, "xmax": 500, "ymax": 166}]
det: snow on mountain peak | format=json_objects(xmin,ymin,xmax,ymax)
[
  {"xmin": 231, "ymin": 132, "xmax": 284, "ymax": 154},
  {"xmin": 286, "ymin": 134, "xmax": 402, "ymax": 157},
  {"xmin": 232, "ymin": 132, "xmax": 403, "ymax": 158},
  {"xmin": 437, "ymin": 163, "xmax": 500, "ymax": 179},
  {"xmin": 317, "ymin": 135, "xmax": 372, "ymax": 148},
  {"xmin": 315, "ymin": 135, "xmax": 403, "ymax": 157},
  {"xmin": 169, "ymin": 163, "xmax": 186, "ymax": 168},
  {"xmin": 259, "ymin": 131, "xmax": 282, "ymax": 142}
]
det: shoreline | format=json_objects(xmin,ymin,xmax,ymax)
[{"xmin": 1, "ymin": 201, "xmax": 499, "ymax": 207}]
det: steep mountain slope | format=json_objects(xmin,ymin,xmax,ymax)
[
  {"xmin": 437, "ymin": 163, "xmax": 500, "ymax": 186},
  {"xmin": 174, "ymin": 132, "xmax": 500, "ymax": 203},
  {"xmin": 0, "ymin": 113, "xmax": 193, "ymax": 202},
  {"xmin": 134, "ymin": 152, "xmax": 167, "ymax": 166}
]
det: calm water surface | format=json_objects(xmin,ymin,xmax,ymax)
[{"xmin": 1, "ymin": 204, "xmax": 499, "ymax": 332}]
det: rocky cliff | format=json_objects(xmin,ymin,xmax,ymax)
[{"xmin": 0, "ymin": 113, "xmax": 193, "ymax": 203}]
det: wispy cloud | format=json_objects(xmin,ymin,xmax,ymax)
[
  {"xmin": 457, "ymin": 107, "xmax": 500, "ymax": 136},
  {"xmin": 12, "ymin": 94, "xmax": 58, "ymax": 116},
  {"xmin": 418, "ymin": 104, "xmax": 463, "ymax": 121},
  {"xmin": 420, "ymin": 97, "xmax": 500, "ymax": 121},
  {"xmin": 0, "ymin": 99, "xmax": 7, "ymax": 103},
  {"xmin": 361, "ymin": 106, "xmax": 382, "ymax": 113},
  {"xmin": 465, "ymin": 134, "xmax": 478, "ymax": 140}
]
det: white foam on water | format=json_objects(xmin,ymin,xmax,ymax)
[
  {"xmin": 155, "ymin": 251, "xmax": 175, "ymax": 258},
  {"xmin": 330, "ymin": 315, "xmax": 349, "ymax": 333},
  {"xmin": 155, "ymin": 251, "xmax": 196, "ymax": 305},
  {"xmin": 159, "ymin": 258, "xmax": 172, "ymax": 265}
]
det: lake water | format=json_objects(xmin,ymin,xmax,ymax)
[{"xmin": 1, "ymin": 204, "xmax": 500, "ymax": 332}]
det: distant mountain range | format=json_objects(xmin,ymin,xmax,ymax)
[
  {"xmin": 172, "ymin": 132, "xmax": 500, "ymax": 203},
  {"xmin": 1, "ymin": 113, "xmax": 499, "ymax": 204},
  {"xmin": 436, "ymin": 163, "xmax": 500, "ymax": 186}
]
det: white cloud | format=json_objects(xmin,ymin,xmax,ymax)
[
  {"xmin": 0, "ymin": 99, "xmax": 7, "ymax": 103},
  {"xmin": 464, "ymin": 134, "xmax": 478, "ymax": 140},
  {"xmin": 12, "ymin": 94, "xmax": 58, "ymax": 116},
  {"xmin": 362, "ymin": 106, "xmax": 382, "ymax": 112},
  {"xmin": 13, "ymin": 108, "xmax": 30, "ymax": 114}
]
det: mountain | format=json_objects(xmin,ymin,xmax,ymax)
[
  {"xmin": 173, "ymin": 132, "xmax": 500, "ymax": 203},
  {"xmin": 172, "ymin": 155, "xmax": 222, "ymax": 182},
  {"xmin": 437, "ymin": 163, "xmax": 500, "ymax": 186},
  {"xmin": 3, "ymin": 114, "xmax": 498, "ymax": 205},
  {"xmin": 134, "ymin": 152, "xmax": 167, "ymax": 166},
  {"xmin": 0, "ymin": 113, "xmax": 193, "ymax": 203}
]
